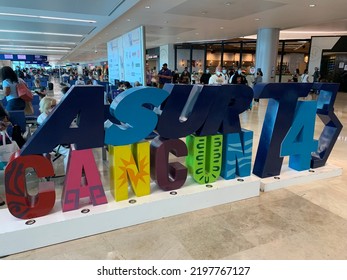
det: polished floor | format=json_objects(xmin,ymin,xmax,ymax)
[{"xmin": 1, "ymin": 81, "xmax": 347, "ymax": 260}]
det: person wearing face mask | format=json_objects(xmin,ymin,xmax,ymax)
[
  {"xmin": 200, "ymin": 67, "xmax": 211, "ymax": 84},
  {"xmin": 230, "ymin": 68, "xmax": 248, "ymax": 85},
  {"xmin": 179, "ymin": 67, "xmax": 191, "ymax": 84},
  {"xmin": 222, "ymin": 66, "xmax": 229, "ymax": 83},
  {"xmin": 209, "ymin": 65, "xmax": 228, "ymax": 85}
]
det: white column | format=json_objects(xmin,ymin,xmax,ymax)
[
  {"xmin": 159, "ymin": 44, "xmax": 175, "ymax": 71},
  {"xmin": 255, "ymin": 28, "xmax": 280, "ymax": 83}
]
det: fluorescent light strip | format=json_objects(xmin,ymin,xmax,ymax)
[
  {"xmin": 0, "ymin": 47, "xmax": 69, "ymax": 52},
  {"xmin": 0, "ymin": 30, "xmax": 83, "ymax": 37},
  {"xmin": 0, "ymin": 12, "xmax": 96, "ymax": 23},
  {"xmin": 0, "ymin": 45, "xmax": 71, "ymax": 49},
  {"xmin": 0, "ymin": 38, "xmax": 76, "ymax": 45}
]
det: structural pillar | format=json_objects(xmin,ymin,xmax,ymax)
[
  {"xmin": 255, "ymin": 28, "xmax": 280, "ymax": 83},
  {"xmin": 160, "ymin": 44, "xmax": 175, "ymax": 71}
]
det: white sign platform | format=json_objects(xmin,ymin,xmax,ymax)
[
  {"xmin": 0, "ymin": 175, "xmax": 260, "ymax": 257},
  {"xmin": 260, "ymin": 164, "xmax": 343, "ymax": 192}
]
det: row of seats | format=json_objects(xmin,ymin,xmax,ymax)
[
  {"xmin": 23, "ymin": 78, "xmax": 49, "ymax": 90},
  {"xmin": 2, "ymin": 95, "xmax": 40, "ymax": 136}
]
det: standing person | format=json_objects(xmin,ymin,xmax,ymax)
[
  {"xmin": 146, "ymin": 64, "xmax": 153, "ymax": 86},
  {"xmin": 312, "ymin": 67, "xmax": 321, "ymax": 82},
  {"xmin": 200, "ymin": 67, "xmax": 211, "ymax": 84},
  {"xmin": 230, "ymin": 68, "xmax": 248, "ymax": 85},
  {"xmin": 209, "ymin": 65, "xmax": 228, "ymax": 85},
  {"xmin": 0, "ymin": 66, "xmax": 25, "ymax": 111},
  {"xmin": 179, "ymin": 67, "xmax": 191, "ymax": 84},
  {"xmin": 301, "ymin": 69, "xmax": 310, "ymax": 83},
  {"xmin": 222, "ymin": 66, "xmax": 229, "ymax": 83},
  {"xmin": 253, "ymin": 68, "xmax": 263, "ymax": 103},
  {"xmin": 157, "ymin": 63, "xmax": 172, "ymax": 89},
  {"xmin": 172, "ymin": 69, "xmax": 180, "ymax": 84},
  {"xmin": 292, "ymin": 68, "xmax": 299, "ymax": 82}
]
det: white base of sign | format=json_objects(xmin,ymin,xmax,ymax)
[
  {"xmin": 0, "ymin": 175, "xmax": 260, "ymax": 257},
  {"xmin": 260, "ymin": 164, "xmax": 343, "ymax": 192}
]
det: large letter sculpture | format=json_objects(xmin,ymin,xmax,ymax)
[
  {"xmin": 311, "ymin": 83, "xmax": 343, "ymax": 168},
  {"xmin": 186, "ymin": 134, "xmax": 223, "ymax": 184},
  {"xmin": 5, "ymin": 154, "xmax": 55, "ymax": 219},
  {"xmin": 252, "ymin": 83, "xmax": 313, "ymax": 178},
  {"xmin": 105, "ymin": 87, "xmax": 169, "ymax": 146},
  {"xmin": 221, "ymin": 129, "xmax": 253, "ymax": 180},
  {"xmin": 281, "ymin": 101, "xmax": 318, "ymax": 171},
  {"xmin": 109, "ymin": 142, "xmax": 150, "ymax": 201},
  {"xmin": 61, "ymin": 146, "xmax": 107, "ymax": 212},
  {"xmin": 150, "ymin": 137, "xmax": 188, "ymax": 191},
  {"xmin": 21, "ymin": 86, "xmax": 105, "ymax": 155}
]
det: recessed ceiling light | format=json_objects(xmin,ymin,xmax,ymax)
[
  {"xmin": 201, "ymin": 11, "xmax": 207, "ymax": 15},
  {"xmin": 126, "ymin": 18, "xmax": 131, "ymax": 22},
  {"xmin": 145, "ymin": 5, "xmax": 150, "ymax": 9},
  {"xmin": 195, "ymin": 32, "xmax": 199, "ymax": 35},
  {"xmin": 309, "ymin": 4, "xmax": 316, "ymax": 7},
  {"xmin": 255, "ymin": 18, "xmax": 260, "ymax": 21},
  {"xmin": 220, "ymin": 27, "xmax": 224, "ymax": 29},
  {"xmin": 225, "ymin": 2, "xmax": 232, "ymax": 6},
  {"xmin": 164, "ymin": 21, "xmax": 168, "ymax": 24}
]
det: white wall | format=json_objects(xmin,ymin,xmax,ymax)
[
  {"xmin": 177, "ymin": 49, "xmax": 204, "ymax": 73},
  {"xmin": 308, "ymin": 36, "xmax": 340, "ymax": 76}
]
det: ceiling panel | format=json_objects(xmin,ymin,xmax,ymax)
[
  {"xmin": 146, "ymin": 25, "xmax": 194, "ymax": 36},
  {"xmin": 165, "ymin": 0, "xmax": 285, "ymax": 20}
]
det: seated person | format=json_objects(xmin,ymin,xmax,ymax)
[
  {"xmin": 33, "ymin": 78, "xmax": 47, "ymax": 99},
  {"xmin": 75, "ymin": 75, "xmax": 85, "ymax": 85},
  {"xmin": 37, "ymin": 97, "xmax": 69, "ymax": 172}
]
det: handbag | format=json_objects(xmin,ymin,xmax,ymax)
[
  {"xmin": 24, "ymin": 101, "xmax": 34, "ymax": 115},
  {"xmin": 0, "ymin": 130, "xmax": 19, "ymax": 170},
  {"xmin": 16, "ymin": 79, "xmax": 34, "ymax": 101}
]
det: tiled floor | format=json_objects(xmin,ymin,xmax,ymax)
[{"xmin": 1, "ymin": 81, "xmax": 347, "ymax": 259}]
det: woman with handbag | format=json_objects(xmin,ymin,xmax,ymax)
[{"xmin": 0, "ymin": 66, "xmax": 25, "ymax": 111}]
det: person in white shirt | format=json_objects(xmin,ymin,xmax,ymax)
[
  {"xmin": 208, "ymin": 65, "xmax": 228, "ymax": 85},
  {"xmin": 301, "ymin": 69, "xmax": 310, "ymax": 83}
]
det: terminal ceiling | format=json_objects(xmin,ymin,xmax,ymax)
[{"xmin": 0, "ymin": 0, "xmax": 346, "ymax": 64}]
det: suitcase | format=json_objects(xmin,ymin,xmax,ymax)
[{"xmin": 48, "ymin": 82, "xmax": 54, "ymax": 90}]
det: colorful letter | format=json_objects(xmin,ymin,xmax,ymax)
[
  {"xmin": 105, "ymin": 87, "xmax": 169, "ymax": 146},
  {"xmin": 109, "ymin": 141, "xmax": 150, "ymax": 201},
  {"xmin": 61, "ymin": 146, "xmax": 107, "ymax": 212},
  {"xmin": 157, "ymin": 84, "xmax": 215, "ymax": 139},
  {"xmin": 186, "ymin": 134, "xmax": 223, "ymax": 184},
  {"xmin": 281, "ymin": 101, "xmax": 318, "ymax": 171},
  {"xmin": 150, "ymin": 137, "xmax": 188, "ymax": 191},
  {"xmin": 252, "ymin": 83, "xmax": 313, "ymax": 178},
  {"xmin": 221, "ymin": 129, "xmax": 253, "ymax": 180},
  {"xmin": 21, "ymin": 86, "xmax": 105, "ymax": 155},
  {"xmin": 5, "ymin": 154, "xmax": 55, "ymax": 219},
  {"xmin": 311, "ymin": 83, "xmax": 343, "ymax": 168}
]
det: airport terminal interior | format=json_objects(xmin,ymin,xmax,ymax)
[
  {"xmin": 1, "ymin": 79, "xmax": 347, "ymax": 260},
  {"xmin": 1, "ymin": 0, "xmax": 347, "ymax": 260}
]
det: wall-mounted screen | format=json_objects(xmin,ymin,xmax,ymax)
[{"xmin": 107, "ymin": 26, "xmax": 145, "ymax": 85}]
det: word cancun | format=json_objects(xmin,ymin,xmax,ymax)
[{"xmin": 3, "ymin": 82, "xmax": 342, "ymax": 219}]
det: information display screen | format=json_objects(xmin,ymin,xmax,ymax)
[{"xmin": 107, "ymin": 26, "xmax": 145, "ymax": 85}]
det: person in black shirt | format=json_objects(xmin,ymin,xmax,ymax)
[{"xmin": 200, "ymin": 68, "xmax": 211, "ymax": 84}]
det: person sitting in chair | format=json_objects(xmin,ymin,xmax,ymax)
[
  {"xmin": 37, "ymin": 97, "xmax": 69, "ymax": 173},
  {"xmin": 33, "ymin": 78, "xmax": 47, "ymax": 99}
]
